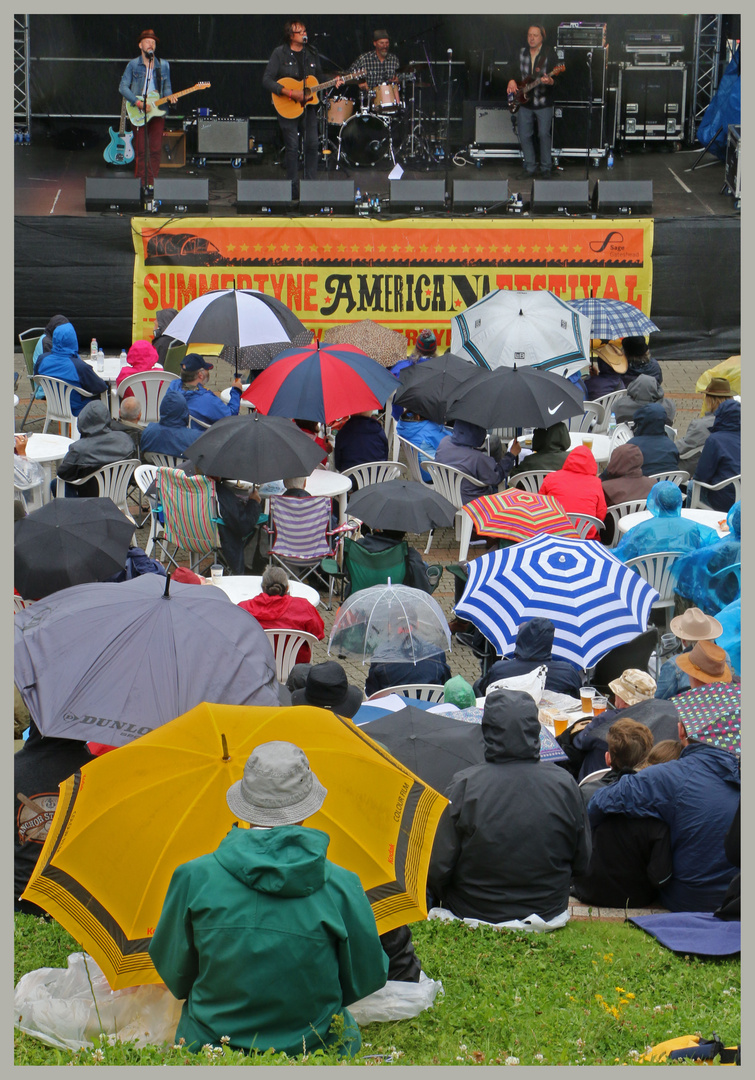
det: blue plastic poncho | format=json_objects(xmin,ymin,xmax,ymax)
[
  {"xmin": 714, "ymin": 597, "xmax": 740, "ymax": 678},
  {"xmin": 613, "ymin": 482, "xmax": 719, "ymax": 563},
  {"xmin": 672, "ymin": 501, "xmax": 741, "ymax": 614}
]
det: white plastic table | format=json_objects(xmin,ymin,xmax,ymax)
[
  {"xmin": 304, "ymin": 468, "xmax": 352, "ymax": 527},
  {"xmin": 206, "ymin": 574, "xmax": 320, "ymax": 607},
  {"xmin": 617, "ymin": 507, "xmax": 729, "ymax": 538},
  {"xmin": 566, "ymin": 431, "xmax": 611, "ymax": 463},
  {"xmin": 25, "ymin": 432, "xmax": 73, "ymax": 503},
  {"xmin": 81, "ymin": 355, "xmax": 122, "ymax": 417}
]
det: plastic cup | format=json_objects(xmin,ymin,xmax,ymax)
[
  {"xmin": 580, "ymin": 686, "xmax": 596, "ymax": 714},
  {"xmin": 592, "ymin": 695, "xmax": 607, "ymax": 716},
  {"xmin": 553, "ymin": 715, "xmax": 569, "ymax": 737},
  {"xmin": 210, "ymin": 564, "xmax": 224, "ymax": 586}
]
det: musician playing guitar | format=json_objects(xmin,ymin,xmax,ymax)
[
  {"xmin": 118, "ymin": 29, "xmax": 178, "ymax": 189},
  {"xmin": 262, "ymin": 19, "xmax": 344, "ymax": 193},
  {"xmin": 507, "ymin": 24, "xmax": 557, "ymax": 179}
]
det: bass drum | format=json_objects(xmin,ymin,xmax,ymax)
[{"xmin": 339, "ymin": 112, "xmax": 390, "ymax": 168}]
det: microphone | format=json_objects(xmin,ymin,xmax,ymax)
[
  {"xmin": 301, "ymin": 33, "xmax": 308, "ymax": 43},
  {"xmin": 447, "ymin": 48, "xmax": 453, "ymax": 56},
  {"xmin": 146, "ymin": 49, "xmax": 154, "ymax": 58},
  {"xmin": 586, "ymin": 50, "xmax": 593, "ymax": 61}
]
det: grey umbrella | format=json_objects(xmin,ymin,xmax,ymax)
[{"xmin": 13, "ymin": 574, "xmax": 279, "ymax": 746}]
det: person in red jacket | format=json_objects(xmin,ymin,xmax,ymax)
[
  {"xmin": 538, "ymin": 445, "xmax": 607, "ymax": 538},
  {"xmin": 237, "ymin": 565, "xmax": 324, "ymax": 664}
]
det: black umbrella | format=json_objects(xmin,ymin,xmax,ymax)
[
  {"xmin": 14, "ymin": 497, "xmax": 135, "ymax": 600},
  {"xmin": 364, "ymin": 706, "xmax": 486, "ymax": 794},
  {"xmin": 184, "ymin": 414, "xmax": 324, "ymax": 484},
  {"xmin": 164, "ymin": 288, "xmax": 313, "ymax": 374},
  {"xmin": 347, "ymin": 480, "xmax": 456, "ymax": 533},
  {"xmin": 393, "ymin": 352, "xmax": 481, "ymax": 424},
  {"xmin": 446, "ymin": 366, "xmax": 585, "ymax": 429}
]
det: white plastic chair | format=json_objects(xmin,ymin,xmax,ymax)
[
  {"xmin": 423, "ymin": 460, "xmax": 490, "ymax": 554},
  {"xmin": 14, "ymin": 594, "xmax": 32, "ymax": 614},
  {"xmin": 609, "ymin": 422, "xmax": 633, "ymax": 454},
  {"xmin": 116, "ymin": 370, "xmax": 174, "ymax": 425},
  {"xmin": 366, "ymin": 683, "xmax": 446, "ymax": 702},
  {"xmin": 263, "ymin": 628, "xmax": 321, "ymax": 683},
  {"xmin": 688, "ymin": 474, "xmax": 741, "ymax": 509},
  {"xmin": 647, "ymin": 470, "xmax": 690, "ymax": 487},
  {"xmin": 592, "ymin": 390, "xmax": 629, "ymax": 432},
  {"xmin": 567, "ymin": 400, "xmax": 604, "ymax": 433},
  {"xmin": 624, "ymin": 550, "xmax": 686, "ymax": 631},
  {"xmin": 396, "ymin": 434, "xmax": 432, "ymax": 485},
  {"xmin": 31, "ymin": 375, "xmax": 98, "ymax": 439},
  {"xmin": 508, "ymin": 469, "xmax": 553, "ymax": 493},
  {"xmin": 603, "ymin": 498, "xmax": 650, "ymax": 548},
  {"xmin": 342, "ymin": 460, "xmax": 408, "ymax": 491},
  {"xmin": 142, "ymin": 452, "xmax": 184, "ymax": 469},
  {"xmin": 56, "ymin": 458, "xmax": 141, "ymax": 518},
  {"xmin": 134, "ymin": 463, "xmax": 164, "ymax": 556},
  {"xmin": 188, "ymin": 415, "xmax": 212, "ymax": 431},
  {"xmin": 566, "ymin": 513, "xmax": 605, "ymax": 539}
]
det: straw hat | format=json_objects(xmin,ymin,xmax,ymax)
[
  {"xmin": 675, "ymin": 641, "xmax": 732, "ymax": 685},
  {"xmin": 608, "ymin": 668, "xmax": 657, "ymax": 706},
  {"xmin": 669, "ymin": 607, "xmax": 723, "ymax": 642},
  {"xmin": 596, "ymin": 342, "xmax": 628, "ymax": 373}
]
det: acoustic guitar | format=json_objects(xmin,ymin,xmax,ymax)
[
  {"xmin": 103, "ymin": 98, "xmax": 134, "ymax": 165},
  {"xmin": 508, "ymin": 64, "xmax": 565, "ymax": 113},
  {"xmin": 126, "ymin": 82, "xmax": 210, "ymax": 127},
  {"xmin": 272, "ymin": 70, "xmax": 365, "ymax": 119}
]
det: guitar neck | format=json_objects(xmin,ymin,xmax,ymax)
[
  {"xmin": 151, "ymin": 86, "xmax": 197, "ymax": 109},
  {"xmin": 118, "ymin": 97, "xmax": 127, "ymax": 136},
  {"xmin": 308, "ymin": 71, "xmax": 362, "ymax": 95}
]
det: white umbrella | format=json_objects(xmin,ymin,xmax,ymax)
[{"xmin": 450, "ymin": 289, "xmax": 591, "ymax": 380}]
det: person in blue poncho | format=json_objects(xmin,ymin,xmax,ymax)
[
  {"xmin": 395, "ymin": 412, "xmax": 450, "ymax": 482},
  {"xmin": 673, "ymin": 501, "xmax": 741, "ymax": 616},
  {"xmin": 34, "ymin": 322, "xmax": 109, "ymax": 416},
  {"xmin": 613, "ymin": 481, "xmax": 719, "ymax": 563},
  {"xmin": 714, "ymin": 598, "xmax": 740, "ymax": 678}
]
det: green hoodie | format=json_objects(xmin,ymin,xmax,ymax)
[
  {"xmin": 149, "ymin": 825, "xmax": 388, "ymax": 1057},
  {"xmin": 508, "ymin": 421, "xmax": 571, "ymax": 477}
]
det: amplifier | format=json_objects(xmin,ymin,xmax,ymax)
[
  {"xmin": 624, "ymin": 29, "xmax": 682, "ymax": 47},
  {"xmin": 299, "ymin": 180, "xmax": 356, "ymax": 214},
  {"xmin": 593, "ymin": 180, "xmax": 653, "ymax": 215},
  {"xmin": 153, "ymin": 178, "xmax": 209, "ymax": 213},
  {"xmin": 197, "ymin": 118, "xmax": 249, "ymax": 154},
  {"xmin": 160, "ymin": 130, "xmax": 186, "ymax": 168},
  {"xmin": 452, "ymin": 180, "xmax": 509, "ymax": 213},
  {"xmin": 237, "ymin": 180, "xmax": 293, "ymax": 213},
  {"xmin": 557, "ymin": 22, "xmax": 606, "ymax": 47},
  {"xmin": 462, "ymin": 101, "xmax": 519, "ymax": 147}
]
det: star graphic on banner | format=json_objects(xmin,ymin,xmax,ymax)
[
  {"xmin": 378, "ymin": 243, "xmax": 387, "ymax": 254},
  {"xmin": 240, "ymin": 242, "xmax": 249, "ymax": 253},
  {"xmin": 420, "ymin": 244, "xmax": 428, "ymax": 254},
  {"xmin": 227, "ymin": 243, "xmax": 235, "ymax": 253},
  {"xmin": 435, "ymin": 243, "xmax": 444, "ymax": 255},
  {"xmin": 560, "ymin": 244, "xmax": 569, "ymax": 253},
  {"xmin": 280, "ymin": 244, "xmax": 290, "ymax": 256},
  {"xmin": 324, "ymin": 243, "xmax": 332, "ymax": 253},
  {"xmin": 454, "ymin": 299, "xmax": 463, "ymax": 307},
  {"xmin": 518, "ymin": 244, "xmax": 527, "ymax": 255},
  {"xmin": 425, "ymin": 289, "xmax": 431, "ymax": 297},
  {"xmin": 475, "ymin": 244, "xmax": 484, "ymax": 255},
  {"xmin": 448, "ymin": 244, "xmax": 457, "ymax": 254},
  {"xmin": 325, "ymin": 297, "xmax": 332, "ymax": 304},
  {"xmin": 503, "ymin": 244, "xmax": 512, "ymax": 254},
  {"xmin": 351, "ymin": 244, "xmax": 360, "ymax": 255},
  {"xmin": 309, "ymin": 246, "xmax": 318, "ymax": 258},
  {"xmin": 295, "ymin": 243, "xmax": 304, "ymax": 254},
  {"xmin": 392, "ymin": 243, "xmax": 401, "ymax": 254},
  {"xmin": 532, "ymin": 244, "xmax": 541, "ymax": 255},
  {"xmin": 337, "ymin": 244, "xmax": 346, "ymax": 254},
  {"xmin": 254, "ymin": 243, "xmax": 262, "ymax": 254},
  {"xmin": 545, "ymin": 244, "xmax": 555, "ymax": 255},
  {"xmin": 462, "ymin": 244, "xmax": 470, "ymax": 254}
]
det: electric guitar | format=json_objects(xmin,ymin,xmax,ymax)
[
  {"xmin": 103, "ymin": 98, "xmax": 134, "ymax": 165},
  {"xmin": 508, "ymin": 64, "xmax": 565, "ymax": 113},
  {"xmin": 272, "ymin": 70, "xmax": 365, "ymax": 119},
  {"xmin": 126, "ymin": 82, "xmax": 210, "ymax": 126}
]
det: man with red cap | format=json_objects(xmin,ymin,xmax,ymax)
[{"xmin": 119, "ymin": 29, "xmax": 178, "ymax": 189}]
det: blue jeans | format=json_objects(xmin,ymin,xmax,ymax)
[{"xmin": 516, "ymin": 106, "xmax": 553, "ymax": 174}]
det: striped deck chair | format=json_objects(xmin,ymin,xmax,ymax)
[
  {"xmin": 267, "ymin": 495, "xmax": 338, "ymax": 588},
  {"xmin": 154, "ymin": 467, "xmax": 224, "ymax": 574}
]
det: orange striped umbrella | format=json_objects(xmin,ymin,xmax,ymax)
[{"xmin": 462, "ymin": 489, "xmax": 580, "ymax": 544}]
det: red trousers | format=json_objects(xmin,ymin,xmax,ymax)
[{"xmin": 133, "ymin": 116, "xmax": 165, "ymax": 186}]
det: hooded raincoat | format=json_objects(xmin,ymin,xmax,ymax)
[
  {"xmin": 34, "ymin": 322, "xmax": 108, "ymax": 416},
  {"xmin": 140, "ymin": 390, "xmax": 201, "ymax": 458},
  {"xmin": 626, "ymin": 403, "xmax": 679, "ymax": 476},
  {"xmin": 149, "ymin": 824, "xmax": 388, "ymax": 1056},
  {"xmin": 599, "ymin": 443, "xmax": 656, "ymax": 508},
  {"xmin": 692, "ymin": 399, "xmax": 740, "ymax": 511},
  {"xmin": 613, "ymin": 482, "xmax": 718, "ymax": 563},
  {"xmin": 673, "ymin": 501, "xmax": 741, "ymax": 614},
  {"xmin": 509, "ymin": 421, "xmax": 571, "ymax": 478},
  {"xmin": 115, "ymin": 339, "xmax": 162, "ymax": 390},
  {"xmin": 56, "ymin": 400, "xmax": 137, "ymax": 495},
  {"xmin": 333, "ymin": 414, "xmax": 389, "ymax": 473},
  {"xmin": 435, "ymin": 421, "xmax": 514, "ymax": 503},
  {"xmin": 538, "ymin": 445, "xmax": 607, "ymax": 537},
  {"xmin": 31, "ymin": 314, "xmax": 70, "ymax": 368},
  {"xmin": 238, "ymin": 592, "xmax": 325, "ymax": 663},
  {"xmin": 427, "ymin": 689, "xmax": 591, "ymax": 923},
  {"xmin": 614, "ymin": 373, "xmax": 675, "ymax": 426},
  {"xmin": 474, "ymin": 617, "xmax": 582, "ymax": 698},
  {"xmin": 152, "ymin": 307, "xmax": 179, "ymax": 365}
]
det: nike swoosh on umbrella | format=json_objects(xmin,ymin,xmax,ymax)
[{"xmin": 446, "ymin": 365, "xmax": 585, "ymax": 429}]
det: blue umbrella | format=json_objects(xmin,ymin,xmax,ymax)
[
  {"xmin": 455, "ymin": 535, "xmax": 659, "ymax": 670},
  {"xmin": 568, "ymin": 298, "xmax": 659, "ymax": 340}
]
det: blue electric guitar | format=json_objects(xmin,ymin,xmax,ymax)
[{"xmin": 103, "ymin": 98, "xmax": 134, "ymax": 165}]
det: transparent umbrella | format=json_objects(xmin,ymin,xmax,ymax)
[{"xmin": 328, "ymin": 582, "xmax": 452, "ymax": 665}]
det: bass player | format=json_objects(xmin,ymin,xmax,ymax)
[
  {"xmin": 507, "ymin": 24, "xmax": 557, "ymax": 179},
  {"xmin": 119, "ymin": 29, "xmax": 178, "ymax": 190}
]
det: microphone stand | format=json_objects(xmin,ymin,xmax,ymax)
[
  {"xmin": 445, "ymin": 49, "xmax": 453, "ymax": 167},
  {"xmin": 584, "ymin": 50, "xmax": 594, "ymax": 181},
  {"xmin": 141, "ymin": 53, "xmax": 154, "ymax": 208}
]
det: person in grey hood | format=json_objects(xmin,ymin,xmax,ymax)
[
  {"xmin": 613, "ymin": 373, "xmax": 676, "ymax": 426},
  {"xmin": 55, "ymin": 400, "xmax": 137, "ymax": 497},
  {"xmin": 427, "ymin": 688, "xmax": 591, "ymax": 924},
  {"xmin": 474, "ymin": 617, "xmax": 582, "ymax": 698},
  {"xmin": 152, "ymin": 307, "xmax": 180, "ymax": 365},
  {"xmin": 435, "ymin": 420, "xmax": 516, "ymax": 503}
]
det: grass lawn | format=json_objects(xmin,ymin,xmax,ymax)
[{"xmin": 14, "ymin": 912, "xmax": 740, "ymax": 1066}]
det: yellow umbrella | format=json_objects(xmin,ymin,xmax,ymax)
[{"xmin": 22, "ymin": 702, "xmax": 447, "ymax": 990}]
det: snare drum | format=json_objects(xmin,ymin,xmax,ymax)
[
  {"xmin": 371, "ymin": 82, "xmax": 401, "ymax": 115},
  {"xmin": 327, "ymin": 95, "xmax": 354, "ymax": 126}
]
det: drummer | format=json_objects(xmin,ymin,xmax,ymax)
[{"xmin": 349, "ymin": 28, "xmax": 400, "ymax": 92}]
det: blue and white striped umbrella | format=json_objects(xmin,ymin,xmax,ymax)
[
  {"xmin": 455, "ymin": 535, "xmax": 659, "ymax": 670},
  {"xmin": 568, "ymin": 298, "xmax": 659, "ymax": 340}
]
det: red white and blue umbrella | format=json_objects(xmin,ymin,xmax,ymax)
[
  {"xmin": 568, "ymin": 298, "xmax": 659, "ymax": 340},
  {"xmin": 455, "ymin": 534, "xmax": 659, "ymax": 670},
  {"xmin": 243, "ymin": 341, "xmax": 399, "ymax": 425}
]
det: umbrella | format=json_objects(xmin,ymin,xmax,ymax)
[
  {"xmin": 446, "ymin": 365, "xmax": 585, "ymax": 429},
  {"xmin": 184, "ymin": 413, "xmax": 324, "ymax": 484},
  {"xmin": 393, "ymin": 352, "xmax": 481, "ymax": 424},
  {"xmin": 674, "ymin": 682, "xmax": 740, "ymax": 755},
  {"xmin": 448, "ymin": 704, "xmax": 569, "ymax": 763},
  {"xmin": 450, "ymin": 289, "xmax": 591, "ymax": 376},
  {"xmin": 462, "ymin": 489, "xmax": 580, "ymax": 545},
  {"xmin": 14, "ymin": 497, "xmax": 135, "ymax": 600},
  {"xmin": 164, "ymin": 288, "xmax": 313, "ymax": 373},
  {"xmin": 329, "ymin": 582, "xmax": 452, "ymax": 664},
  {"xmin": 322, "ymin": 319, "xmax": 409, "ymax": 367},
  {"xmin": 346, "ymin": 479, "xmax": 456, "ymax": 533},
  {"xmin": 21, "ymin": 701, "xmax": 448, "ymax": 988},
  {"xmin": 242, "ymin": 341, "xmax": 399, "ymax": 425},
  {"xmin": 455, "ymin": 535, "xmax": 659, "ymax": 669},
  {"xmin": 568, "ymin": 298, "xmax": 659, "ymax": 340},
  {"xmin": 13, "ymin": 574, "xmax": 279, "ymax": 746}
]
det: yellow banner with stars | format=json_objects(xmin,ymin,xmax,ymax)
[{"xmin": 131, "ymin": 217, "xmax": 654, "ymax": 351}]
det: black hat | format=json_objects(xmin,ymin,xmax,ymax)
[
  {"xmin": 374, "ymin": 29, "xmax": 390, "ymax": 41},
  {"xmin": 291, "ymin": 661, "xmax": 363, "ymax": 718}
]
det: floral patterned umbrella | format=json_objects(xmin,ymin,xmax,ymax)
[
  {"xmin": 674, "ymin": 682, "xmax": 740, "ymax": 755},
  {"xmin": 322, "ymin": 320, "xmax": 408, "ymax": 368}
]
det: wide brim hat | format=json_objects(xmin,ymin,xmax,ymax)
[
  {"xmin": 608, "ymin": 668, "xmax": 657, "ymax": 706},
  {"xmin": 596, "ymin": 342, "xmax": 628, "ymax": 373},
  {"xmin": 374, "ymin": 29, "xmax": 390, "ymax": 41},
  {"xmin": 139, "ymin": 29, "xmax": 159, "ymax": 45},
  {"xmin": 675, "ymin": 641, "xmax": 732, "ymax": 685},
  {"xmin": 670, "ymin": 607, "xmax": 723, "ymax": 642},
  {"xmin": 702, "ymin": 377, "xmax": 734, "ymax": 398},
  {"xmin": 291, "ymin": 661, "xmax": 363, "ymax": 718},
  {"xmin": 226, "ymin": 741, "xmax": 327, "ymax": 826}
]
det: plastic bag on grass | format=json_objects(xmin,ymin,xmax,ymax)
[
  {"xmin": 14, "ymin": 952, "xmax": 183, "ymax": 1051},
  {"xmin": 348, "ymin": 972, "xmax": 444, "ymax": 1025},
  {"xmin": 428, "ymin": 905, "xmax": 569, "ymax": 933}
]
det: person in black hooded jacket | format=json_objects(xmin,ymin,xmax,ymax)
[
  {"xmin": 427, "ymin": 688, "xmax": 591, "ymax": 924},
  {"xmin": 55, "ymin": 400, "xmax": 137, "ymax": 497},
  {"xmin": 473, "ymin": 617, "xmax": 582, "ymax": 698},
  {"xmin": 152, "ymin": 307, "xmax": 179, "ymax": 365}
]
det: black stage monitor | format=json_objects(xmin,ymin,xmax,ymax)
[
  {"xmin": 389, "ymin": 179, "xmax": 447, "ymax": 213},
  {"xmin": 531, "ymin": 179, "xmax": 590, "ymax": 215},
  {"xmin": 299, "ymin": 180, "xmax": 355, "ymax": 214},
  {"xmin": 593, "ymin": 180, "xmax": 654, "ymax": 215},
  {"xmin": 85, "ymin": 177, "xmax": 142, "ymax": 213},
  {"xmin": 452, "ymin": 180, "xmax": 509, "ymax": 214},
  {"xmin": 153, "ymin": 178, "xmax": 209, "ymax": 213},
  {"xmin": 237, "ymin": 179, "xmax": 293, "ymax": 213}
]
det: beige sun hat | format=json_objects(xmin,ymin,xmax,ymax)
[
  {"xmin": 608, "ymin": 668, "xmax": 657, "ymax": 706},
  {"xmin": 669, "ymin": 607, "xmax": 723, "ymax": 642}
]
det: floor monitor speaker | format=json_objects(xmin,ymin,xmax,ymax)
[
  {"xmin": 298, "ymin": 180, "xmax": 355, "ymax": 213},
  {"xmin": 389, "ymin": 179, "xmax": 447, "ymax": 212},
  {"xmin": 452, "ymin": 180, "xmax": 509, "ymax": 213},
  {"xmin": 85, "ymin": 177, "xmax": 142, "ymax": 212},
  {"xmin": 531, "ymin": 179, "xmax": 590, "ymax": 215},
  {"xmin": 236, "ymin": 180, "xmax": 293, "ymax": 213},
  {"xmin": 593, "ymin": 180, "xmax": 653, "ymax": 215},
  {"xmin": 153, "ymin": 178, "xmax": 209, "ymax": 213}
]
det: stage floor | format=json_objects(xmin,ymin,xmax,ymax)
[{"xmin": 14, "ymin": 134, "xmax": 736, "ymax": 219}]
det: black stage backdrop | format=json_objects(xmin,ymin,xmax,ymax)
[{"xmin": 14, "ymin": 215, "xmax": 740, "ymax": 360}]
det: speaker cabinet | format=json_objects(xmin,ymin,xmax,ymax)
[
  {"xmin": 85, "ymin": 177, "xmax": 142, "ymax": 212},
  {"xmin": 299, "ymin": 180, "xmax": 355, "ymax": 213},
  {"xmin": 196, "ymin": 118, "xmax": 250, "ymax": 154},
  {"xmin": 160, "ymin": 130, "xmax": 186, "ymax": 168},
  {"xmin": 389, "ymin": 179, "xmax": 447, "ymax": 212},
  {"xmin": 554, "ymin": 45, "xmax": 607, "ymax": 102},
  {"xmin": 462, "ymin": 101, "xmax": 519, "ymax": 146},
  {"xmin": 593, "ymin": 180, "xmax": 653, "ymax": 215},
  {"xmin": 237, "ymin": 180, "xmax": 293, "ymax": 213},
  {"xmin": 452, "ymin": 180, "xmax": 509, "ymax": 213},
  {"xmin": 553, "ymin": 104, "xmax": 605, "ymax": 152},
  {"xmin": 153, "ymin": 178, "xmax": 209, "ymax": 213},
  {"xmin": 531, "ymin": 180, "xmax": 590, "ymax": 215}
]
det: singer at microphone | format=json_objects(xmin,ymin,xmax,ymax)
[{"xmin": 119, "ymin": 28, "xmax": 178, "ymax": 188}]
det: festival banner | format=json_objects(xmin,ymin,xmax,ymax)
[{"xmin": 131, "ymin": 217, "xmax": 654, "ymax": 351}]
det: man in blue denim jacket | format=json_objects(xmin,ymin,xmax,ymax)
[{"xmin": 119, "ymin": 29, "xmax": 177, "ymax": 188}]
